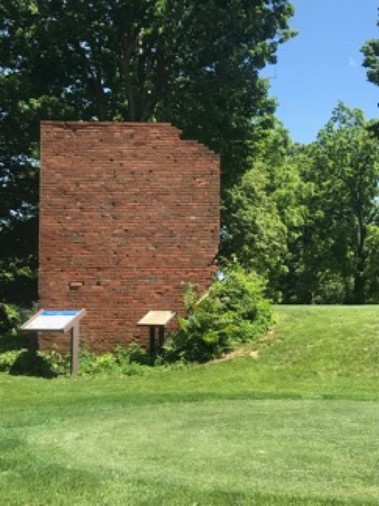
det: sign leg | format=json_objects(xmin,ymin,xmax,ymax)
[
  {"xmin": 28, "ymin": 330, "xmax": 39, "ymax": 357},
  {"xmin": 149, "ymin": 326, "xmax": 156, "ymax": 363},
  {"xmin": 70, "ymin": 323, "xmax": 80, "ymax": 375},
  {"xmin": 158, "ymin": 326, "xmax": 165, "ymax": 352}
]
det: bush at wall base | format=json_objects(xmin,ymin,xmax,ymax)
[{"xmin": 163, "ymin": 262, "xmax": 272, "ymax": 363}]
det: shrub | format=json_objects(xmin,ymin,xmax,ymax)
[
  {"xmin": 164, "ymin": 262, "xmax": 272, "ymax": 363},
  {"xmin": 114, "ymin": 342, "xmax": 150, "ymax": 366},
  {"xmin": 45, "ymin": 349, "xmax": 71, "ymax": 375},
  {"xmin": 0, "ymin": 342, "xmax": 151, "ymax": 377},
  {"xmin": 0, "ymin": 303, "xmax": 23, "ymax": 336},
  {"xmin": 7, "ymin": 350, "xmax": 57, "ymax": 378},
  {"xmin": 0, "ymin": 349, "xmax": 25, "ymax": 372},
  {"xmin": 70, "ymin": 344, "xmax": 150, "ymax": 376},
  {"xmin": 0, "ymin": 304, "xmax": 33, "ymax": 352}
]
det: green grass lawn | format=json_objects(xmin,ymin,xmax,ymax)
[{"xmin": 1, "ymin": 305, "xmax": 378, "ymax": 505}]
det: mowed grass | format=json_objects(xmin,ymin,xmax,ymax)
[{"xmin": 1, "ymin": 305, "xmax": 378, "ymax": 505}]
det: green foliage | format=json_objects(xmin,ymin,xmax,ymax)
[
  {"xmin": 223, "ymin": 104, "xmax": 379, "ymax": 304},
  {"xmin": 294, "ymin": 103, "xmax": 379, "ymax": 303},
  {"xmin": 164, "ymin": 262, "xmax": 272, "ymax": 362},
  {"xmin": 0, "ymin": 1, "xmax": 296, "ymax": 335},
  {"xmin": 222, "ymin": 161, "xmax": 288, "ymax": 295},
  {"xmin": 0, "ymin": 341, "xmax": 150, "ymax": 377},
  {"xmin": 311, "ymin": 271, "xmax": 351, "ymax": 305},
  {"xmin": 0, "ymin": 303, "xmax": 21, "ymax": 336},
  {"xmin": 364, "ymin": 225, "xmax": 379, "ymax": 301},
  {"xmin": 0, "ymin": 349, "xmax": 56, "ymax": 377},
  {"xmin": 361, "ymin": 8, "xmax": 379, "ymax": 87},
  {"xmin": 10, "ymin": 350, "xmax": 57, "ymax": 377},
  {"xmin": 0, "ymin": 306, "xmax": 34, "ymax": 355},
  {"xmin": 78, "ymin": 344, "xmax": 149, "ymax": 376},
  {"xmin": 0, "ymin": 344, "xmax": 67, "ymax": 377},
  {"xmin": 114, "ymin": 342, "xmax": 150, "ymax": 366},
  {"xmin": 222, "ymin": 122, "xmax": 309, "ymax": 301},
  {"xmin": 0, "ymin": 303, "xmax": 34, "ymax": 338},
  {"xmin": 0, "ymin": 349, "xmax": 23, "ymax": 372}
]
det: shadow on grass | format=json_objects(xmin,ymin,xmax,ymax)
[
  {"xmin": 9, "ymin": 350, "xmax": 57, "ymax": 378},
  {"xmin": 0, "ymin": 331, "xmax": 57, "ymax": 378}
]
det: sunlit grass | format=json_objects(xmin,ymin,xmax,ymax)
[{"xmin": 1, "ymin": 305, "xmax": 378, "ymax": 505}]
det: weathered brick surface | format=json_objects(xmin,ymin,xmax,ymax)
[{"xmin": 39, "ymin": 122, "xmax": 219, "ymax": 351}]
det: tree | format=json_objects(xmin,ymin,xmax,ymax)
[
  {"xmin": 221, "ymin": 121, "xmax": 308, "ymax": 301},
  {"xmin": 296, "ymin": 103, "xmax": 379, "ymax": 303},
  {"xmin": 361, "ymin": 8, "xmax": 379, "ymax": 138},
  {"xmin": 361, "ymin": 7, "xmax": 379, "ymax": 86},
  {"xmin": 270, "ymin": 142, "xmax": 314, "ymax": 303},
  {"xmin": 222, "ymin": 160, "xmax": 288, "ymax": 298},
  {"xmin": 0, "ymin": 1, "xmax": 296, "ymax": 327}
]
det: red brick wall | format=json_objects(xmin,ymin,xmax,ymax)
[{"xmin": 39, "ymin": 122, "xmax": 219, "ymax": 351}]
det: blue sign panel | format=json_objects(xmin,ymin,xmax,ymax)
[{"xmin": 22, "ymin": 309, "xmax": 86, "ymax": 332}]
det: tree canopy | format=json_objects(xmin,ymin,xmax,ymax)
[
  {"xmin": 361, "ymin": 9, "xmax": 379, "ymax": 138},
  {"xmin": 1, "ymin": 0, "xmax": 295, "ymax": 184},
  {"xmin": 0, "ymin": 0, "xmax": 296, "ymax": 328},
  {"xmin": 361, "ymin": 7, "xmax": 379, "ymax": 87},
  {"xmin": 291, "ymin": 104, "xmax": 379, "ymax": 303},
  {"xmin": 1, "ymin": 1, "xmax": 379, "ymax": 337}
]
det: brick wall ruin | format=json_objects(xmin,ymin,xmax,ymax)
[{"xmin": 39, "ymin": 122, "xmax": 219, "ymax": 351}]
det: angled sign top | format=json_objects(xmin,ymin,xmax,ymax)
[{"xmin": 21, "ymin": 309, "xmax": 86, "ymax": 333}]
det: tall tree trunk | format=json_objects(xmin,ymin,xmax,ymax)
[{"xmin": 353, "ymin": 212, "xmax": 366, "ymax": 303}]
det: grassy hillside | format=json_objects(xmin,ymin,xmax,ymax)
[
  {"xmin": 1, "ymin": 305, "xmax": 378, "ymax": 505},
  {"xmin": 241, "ymin": 304, "xmax": 379, "ymax": 399}
]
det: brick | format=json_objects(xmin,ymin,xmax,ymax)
[{"xmin": 39, "ymin": 122, "xmax": 220, "ymax": 352}]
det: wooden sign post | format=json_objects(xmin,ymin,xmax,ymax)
[{"xmin": 138, "ymin": 310, "xmax": 176, "ymax": 362}]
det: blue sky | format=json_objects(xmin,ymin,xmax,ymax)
[{"xmin": 262, "ymin": 0, "xmax": 379, "ymax": 144}]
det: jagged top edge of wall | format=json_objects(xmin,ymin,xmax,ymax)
[{"xmin": 40, "ymin": 121, "xmax": 220, "ymax": 160}]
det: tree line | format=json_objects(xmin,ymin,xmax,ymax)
[
  {"xmin": 0, "ymin": 1, "xmax": 378, "ymax": 333},
  {"xmin": 223, "ymin": 103, "xmax": 379, "ymax": 303}
]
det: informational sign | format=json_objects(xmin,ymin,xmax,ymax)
[
  {"xmin": 21, "ymin": 309, "xmax": 86, "ymax": 333},
  {"xmin": 138, "ymin": 310, "xmax": 176, "ymax": 361},
  {"xmin": 138, "ymin": 310, "xmax": 176, "ymax": 327},
  {"xmin": 21, "ymin": 309, "xmax": 86, "ymax": 375}
]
